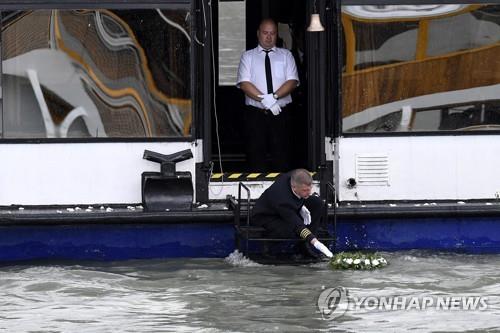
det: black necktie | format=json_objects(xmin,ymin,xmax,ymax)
[{"xmin": 264, "ymin": 50, "xmax": 273, "ymax": 94}]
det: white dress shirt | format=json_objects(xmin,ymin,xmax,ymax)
[{"xmin": 236, "ymin": 45, "xmax": 299, "ymax": 108}]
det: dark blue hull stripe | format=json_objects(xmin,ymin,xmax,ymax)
[{"xmin": 1, "ymin": 216, "xmax": 500, "ymax": 261}]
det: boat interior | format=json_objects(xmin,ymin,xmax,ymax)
[{"xmin": 211, "ymin": 0, "xmax": 335, "ymax": 174}]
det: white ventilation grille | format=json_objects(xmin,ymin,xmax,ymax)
[{"xmin": 355, "ymin": 154, "xmax": 389, "ymax": 186}]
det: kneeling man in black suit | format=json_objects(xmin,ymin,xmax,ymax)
[{"xmin": 252, "ymin": 168, "xmax": 333, "ymax": 258}]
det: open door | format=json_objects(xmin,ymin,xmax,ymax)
[{"xmin": 211, "ymin": 0, "xmax": 328, "ymax": 175}]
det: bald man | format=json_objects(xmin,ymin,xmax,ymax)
[{"xmin": 236, "ymin": 18, "xmax": 299, "ymax": 172}]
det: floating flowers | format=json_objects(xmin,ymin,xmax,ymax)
[{"xmin": 330, "ymin": 251, "xmax": 388, "ymax": 270}]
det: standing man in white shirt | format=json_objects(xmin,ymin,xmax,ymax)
[{"xmin": 236, "ymin": 18, "xmax": 300, "ymax": 172}]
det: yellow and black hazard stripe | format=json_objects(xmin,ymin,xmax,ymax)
[{"xmin": 210, "ymin": 172, "xmax": 317, "ymax": 182}]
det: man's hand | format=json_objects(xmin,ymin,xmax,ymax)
[
  {"xmin": 269, "ymin": 103, "xmax": 282, "ymax": 116},
  {"xmin": 258, "ymin": 93, "xmax": 277, "ymax": 109},
  {"xmin": 312, "ymin": 239, "xmax": 333, "ymax": 258},
  {"xmin": 300, "ymin": 206, "xmax": 311, "ymax": 225}
]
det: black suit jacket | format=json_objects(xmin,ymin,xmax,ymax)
[{"xmin": 252, "ymin": 173, "xmax": 314, "ymax": 241}]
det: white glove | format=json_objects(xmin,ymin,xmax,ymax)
[
  {"xmin": 258, "ymin": 93, "xmax": 277, "ymax": 109},
  {"xmin": 313, "ymin": 241, "xmax": 333, "ymax": 258},
  {"xmin": 269, "ymin": 103, "xmax": 282, "ymax": 116},
  {"xmin": 300, "ymin": 205, "xmax": 311, "ymax": 225}
]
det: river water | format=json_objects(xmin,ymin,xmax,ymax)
[{"xmin": 0, "ymin": 250, "xmax": 499, "ymax": 332}]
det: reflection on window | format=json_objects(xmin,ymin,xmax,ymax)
[
  {"xmin": 352, "ymin": 20, "xmax": 418, "ymax": 70},
  {"xmin": 1, "ymin": 9, "xmax": 192, "ymax": 139},
  {"xmin": 427, "ymin": 6, "xmax": 500, "ymax": 57},
  {"xmin": 218, "ymin": 1, "xmax": 246, "ymax": 86},
  {"xmin": 341, "ymin": 4, "xmax": 500, "ymax": 133}
]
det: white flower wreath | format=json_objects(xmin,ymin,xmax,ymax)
[{"xmin": 330, "ymin": 251, "xmax": 388, "ymax": 270}]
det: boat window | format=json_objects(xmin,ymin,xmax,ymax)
[
  {"xmin": 351, "ymin": 20, "xmax": 418, "ymax": 70},
  {"xmin": 341, "ymin": 4, "xmax": 500, "ymax": 134},
  {"xmin": 218, "ymin": 0, "xmax": 246, "ymax": 86},
  {"xmin": 0, "ymin": 8, "xmax": 192, "ymax": 139},
  {"xmin": 427, "ymin": 6, "xmax": 500, "ymax": 57}
]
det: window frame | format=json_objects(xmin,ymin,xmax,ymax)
[
  {"xmin": 338, "ymin": 0, "xmax": 500, "ymax": 137},
  {"xmin": 0, "ymin": 0, "xmax": 195, "ymax": 143}
]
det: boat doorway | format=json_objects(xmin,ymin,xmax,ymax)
[{"xmin": 211, "ymin": 0, "xmax": 314, "ymax": 174}]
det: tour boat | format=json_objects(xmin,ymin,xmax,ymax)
[{"xmin": 1, "ymin": 0, "xmax": 500, "ymax": 261}]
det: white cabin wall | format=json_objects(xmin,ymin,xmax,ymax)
[
  {"xmin": 0, "ymin": 142, "xmax": 196, "ymax": 205},
  {"xmin": 338, "ymin": 135, "xmax": 500, "ymax": 201}
]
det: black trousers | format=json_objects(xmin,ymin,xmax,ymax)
[
  {"xmin": 263, "ymin": 194, "xmax": 323, "ymax": 240},
  {"xmin": 244, "ymin": 104, "xmax": 292, "ymax": 172}
]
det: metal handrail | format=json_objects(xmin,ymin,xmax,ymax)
[
  {"xmin": 237, "ymin": 182, "xmax": 251, "ymax": 225},
  {"xmin": 237, "ymin": 182, "xmax": 251, "ymax": 254}
]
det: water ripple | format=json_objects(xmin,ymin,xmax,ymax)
[{"xmin": 0, "ymin": 251, "xmax": 498, "ymax": 332}]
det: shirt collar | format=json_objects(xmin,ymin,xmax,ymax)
[{"xmin": 258, "ymin": 45, "xmax": 277, "ymax": 53}]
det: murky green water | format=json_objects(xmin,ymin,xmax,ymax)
[{"xmin": 0, "ymin": 251, "xmax": 498, "ymax": 332}]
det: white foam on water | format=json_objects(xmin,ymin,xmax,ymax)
[
  {"xmin": 224, "ymin": 250, "xmax": 262, "ymax": 267},
  {"xmin": 401, "ymin": 255, "xmax": 420, "ymax": 262}
]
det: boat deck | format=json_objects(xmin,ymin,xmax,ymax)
[
  {"xmin": 0, "ymin": 202, "xmax": 233, "ymax": 225},
  {"xmin": 2, "ymin": 199, "xmax": 500, "ymax": 225},
  {"xmin": 337, "ymin": 199, "xmax": 500, "ymax": 218}
]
